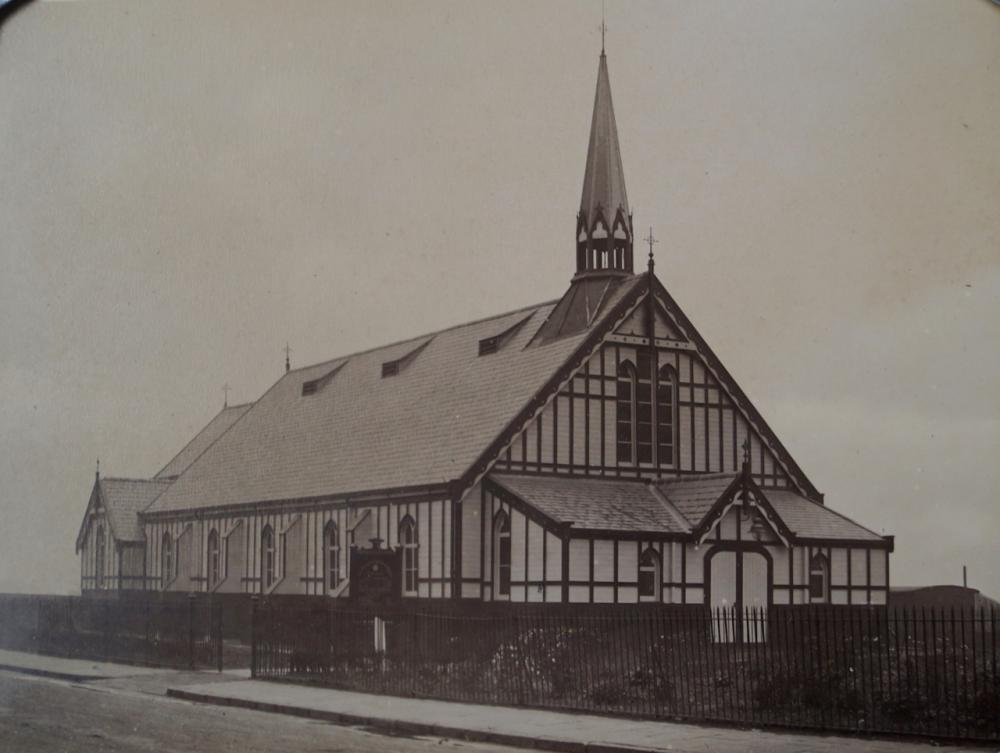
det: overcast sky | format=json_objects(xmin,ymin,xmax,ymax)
[{"xmin": 1, "ymin": 0, "xmax": 997, "ymax": 595}]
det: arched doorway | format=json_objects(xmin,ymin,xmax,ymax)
[{"xmin": 707, "ymin": 545, "xmax": 771, "ymax": 642}]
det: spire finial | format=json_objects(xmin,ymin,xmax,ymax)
[
  {"xmin": 644, "ymin": 227, "xmax": 657, "ymax": 274},
  {"xmin": 600, "ymin": 1, "xmax": 607, "ymax": 55},
  {"xmin": 222, "ymin": 383, "xmax": 231, "ymax": 408},
  {"xmin": 284, "ymin": 343, "xmax": 292, "ymax": 373},
  {"xmin": 96, "ymin": 457, "xmax": 100, "ymax": 479}
]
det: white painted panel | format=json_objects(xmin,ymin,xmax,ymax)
[
  {"xmin": 773, "ymin": 589, "xmax": 790, "ymax": 605},
  {"xmin": 771, "ymin": 546, "xmax": 789, "ymax": 585},
  {"xmin": 527, "ymin": 520, "xmax": 544, "ymax": 581},
  {"xmin": 569, "ymin": 539, "xmax": 590, "ymax": 581},
  {"xmin": 685, "ymin": 587, "xmax": 704, "ymax": 604},
  {"xmin": 525, "ymin": 425, "xmax": 538, "ymax": 467},
  {"xmin": 430, "ymin": 501, "xmax": 442, "ymax": 580},
  {"xmin": 617, "ymin": 586, "xmax": 638, "ymax": 603},
  {"xmin": 593, "ymin": 540, "xmax": 614, "ymax": 582},
  {"xmin": 593, "ymin": 586, "xmax": 614, "ymax": 604},
  {"xmin": 569, "ymin": 585, "xmax": 589, "ymax": 603},
  {"xmin": 831, "ymin": 589, "xmax": 848, "ymax": 605},
  {"xmin": 511, "ymin": 585, "xmax": 526, "ymax": 602},
  {"xmin": 545, "ymin": 585, "xmax": 562, "ymax": 603},
  {"xmin": 418, "ymin": 502, "xmax": 430, "ymax": 578},
  {"xmin": 618, "ymin": 541, "xmax": 638, "ymax": 583},
  {"xmin": 685, "ymin": 544, "xmax": 703, "ymax": 583},
  {"xmin": 462, "ymin": 491, "xmax": 482, "ymax": 579},
  {"xmin": 556, "ymin": 396, "xmax": 571, "ymax": 466},
  {"xmin": 851, "ymin": 549, "xmax": 867, "ymax": 586},
  {"xmin": 870, "ymin": 550, "xmax": 887, "ymax": 587},
  {"xmin": 870, "ymin": 589, "xmax": 887, "ymax": 605},
  {"xmin": 831, "ymin": 548, "xmax": 847, "ymax": 585},
  {"xmin": 462, "ymin": 583, "xmax": 480, "ymax": 599},
  {"xmin": 545, "ymin": 533, "xmax": 562, "ymax": 581}
]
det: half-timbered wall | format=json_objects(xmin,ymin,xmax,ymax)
[
  {"xmin": 80, "ymin": 513, "xmax": 116, "ymax": 592},
  {"xmin": 144, "ymin": 496, "xmax": 453, "ymax": 598},
  {"xmin": 491, "ymin": 337, "xmax": 793, "ymax": 490}
]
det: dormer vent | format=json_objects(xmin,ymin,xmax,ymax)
[
  {"xmin": 301, "ymin": 360, "xmax": 349, "ymax": 396},
  {"xmin": 380, "ymin": 338, "xmax": 433, "ymax": 378},
  {"xmin": 477, "ymin": 313, "xmax": 534, "ymax": 356}
]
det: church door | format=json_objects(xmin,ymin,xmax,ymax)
[{"xmin": 708, "ymin": 546, "xmax": 770, "ymax": 642}]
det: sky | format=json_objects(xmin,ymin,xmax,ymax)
[{"xmin": 0, "ymin": 0, "xmax": 997, "ymax": 595}]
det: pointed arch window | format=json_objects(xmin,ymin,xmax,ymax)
[
  {"xmin": 95, "ymin": 525, "xmax": 106, "ymax": 590},
  {"xmin": 399, "ymin": 516, "xmax": 418, "ymax": 596},
  {"xmin": 261, "ymin": 525, "xmax": 275, "ymax": 591},
  {"xmin": 325, "ymin": 521, "xmax": 340, "ymax": 592},
  {"xmin": 616, "ymin": 361, "xmax": 636, "ymax": 463},
  {"xmin": 207, "ymin": 529, "xmax": 221, "ymax": 589},
  {"xmin": 638, "ymin": 547, "xmax": 661, "ymax": 602},
  {"xmin": 656, "ymin": 365, "xmax": 676, "ymax": 466},
  {"xmin": 161, "ymin": 531, "xmax": 173, "ymax": 589},
  {"xmin": 493, "ymin": 510, "xmax": 511, "ymax": 600},
  {"xmin": 809, "ymin": 553, "xmax": 829, "ymax": 603}
]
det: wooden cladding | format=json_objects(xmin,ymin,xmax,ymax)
[{"xmin": 492, "ymin": 342, "xmax": 792, "ymax": 488}]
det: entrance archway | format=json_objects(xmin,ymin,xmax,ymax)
[{"xmin": 706, "ymin": 545, "xmax": 772, "ymax": 642}]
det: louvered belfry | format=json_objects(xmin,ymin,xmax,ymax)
[{"xmin": 576, "ymin": 50, "xmax": 633, "ymax": 277}]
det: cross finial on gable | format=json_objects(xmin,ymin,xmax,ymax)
[
  {"xmin": 222, "ymin": 383, "xmax": 231, "ymax": 408},
  {"xmin": 644, "ymin": 227, "xmax": 657, "ymax": 274},
  {"xmin": 284, "ymin": 343, "xmax": 292, "ymax": 373}
]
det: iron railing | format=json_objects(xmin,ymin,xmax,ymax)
[{"xmin": 252, "ymin": 602, "xmax": 1000, "ymax": 742}]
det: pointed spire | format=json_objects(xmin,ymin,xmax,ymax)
[{"xmin": 576, "ymin": 48, "xmax": 632, "ymax": 277}]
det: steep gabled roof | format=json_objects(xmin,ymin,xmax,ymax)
[
  {"xmin": 146, "ymin": 278, "xmax": 644, "ymax": 516},
  {"xmin": 155, "ymin": 402, "xmax": 253, "ymax": 480},
  {"xmin": 76, "ymin": 477, "xmax": 172, "ymax": 550}
]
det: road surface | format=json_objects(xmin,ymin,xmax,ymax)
[{"xmin": 0, "ymin": 669, "xmax": 529, "ymax": 753}]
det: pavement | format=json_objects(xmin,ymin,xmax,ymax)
[{"xmin": 0, "ymin": 649, "xmax": 994, "ymax": 753}]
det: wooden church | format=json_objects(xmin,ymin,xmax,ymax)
[{"xmin": 77, "ymin": 49, "xmax": 893, "ymax": 611}]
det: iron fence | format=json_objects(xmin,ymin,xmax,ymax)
[
  {"xmin": 0, "ymin": 593, "xmax": 231, "ymax": 670},
  {"xmin": 252, "ymin": 602, "xmax": 1000, "ymax": 742}
]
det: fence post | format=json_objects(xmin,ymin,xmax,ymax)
[
  {"xmin": 250, "ymin": 595, "xmax": 259, "ymax": 679},
  {"xmin": 215, "ymin": 597, "xmax": 223, "ymax": 673},
  {"xmin": 103, "ymin": 599, "xmax": 112, "ymax": 661},
  {"xmin": 187, "ymin": 593, "xmax": 196, "ymax": 670}
]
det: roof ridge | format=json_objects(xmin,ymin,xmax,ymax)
[
  {"xmin": 102, "ymin": 476, "xmax": 172, "ymax": 484},
  {"xmin": 287, "ymin": 299, "xmax": 559, "ymax": 376}
]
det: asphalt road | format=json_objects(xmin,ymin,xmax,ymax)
[{"xmin": 0, "ymin": 670, "xmax": 529, "ymax": 753}]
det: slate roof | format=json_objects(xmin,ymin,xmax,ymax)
[
  {"xmin": 490, "ymin": 473, "xmax": 689, "ymax": 534},
  {"xmin": 146, "ymin": 277, "xmax": 645, "ymax": 515},
  {"xmin": 155, "ymin": 402, "xmax": 253, "ymax": 479},
  {"xmin": 490, "ymin": 471, "xmax": 886, "ymax": 544},
  {"xmin": 99, "ymin": 478, "xmax": 173, "ymax": 541},
  {"xmin": 657, "ymin": 474, "xmax": 737, "ymax": 527},
  {"xmin": 765, "ymin": 489, "xmax": 884, "ymax": 542}
]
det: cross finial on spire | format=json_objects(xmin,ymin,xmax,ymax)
[
  {"xmin": 644, "ymin": 227, "xmax": 657, "ymax": 273},
  {"xmin": 222, "ymin": 383, "xmax": 231, "ymax": 408},
  {"xmin": 284, "ymin": 343, "xmax": 292, "ymax": 373},
  {"xmin": 600, "ymin": 1, "xmax": 607, "ymax": 55}
]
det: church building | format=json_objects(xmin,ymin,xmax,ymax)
[{"xmin": 77, "ymin": 49, "xmax": 893, "ymax": 611}]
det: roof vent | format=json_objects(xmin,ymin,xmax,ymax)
[
  {"xmin": 300, "ymin": 360, "xmax": 350, "ymax": 396},
  {"xmin": 477, "ymin": 312, "xmax": 535, "ymax": 356},
  {"xmin": 380, "ymin": 338, "xmax": 433, "ymax": 378}
]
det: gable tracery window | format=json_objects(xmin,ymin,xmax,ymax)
[
  {"xmin": 207, "ymin": 529, "xmax": 220, "ymax": 589},
  {"xmin": 325, "ymin": 521, "xmax": 340, "ymax": 592},
  {"xmin": 617, "ymin": 354, "xmax": 674, "ymax": 467},
  {"xmin": 261, "ymin": 525, "xmax": 275, "ymax": 591},
  {"xmin": 399, "ymin": 516, "xmax": 418, "ymax": 596},
  {"xmin": 493, "ymin": 510, "xmax": 511, "ymax": 599}
]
